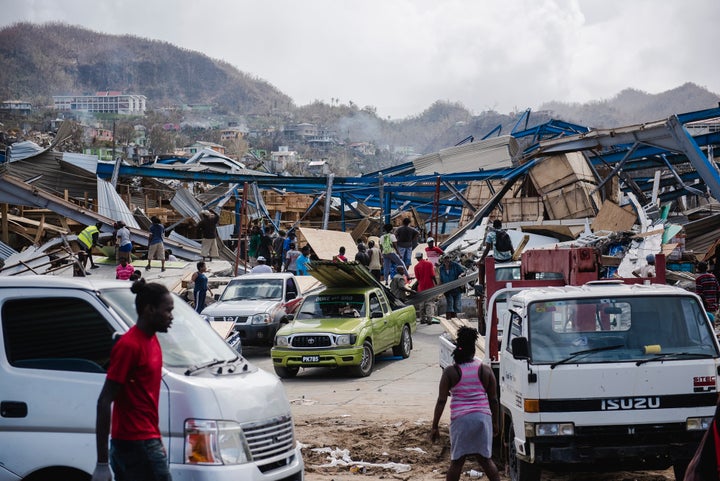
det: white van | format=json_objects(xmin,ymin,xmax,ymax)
[{"xmin": 0, "ymin": 277, "xmax": 304, "ymax": 481}]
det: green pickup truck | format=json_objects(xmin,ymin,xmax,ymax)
[{"xmin": 271, "ymin": 262, "xmax": 417, "ymax": 378}]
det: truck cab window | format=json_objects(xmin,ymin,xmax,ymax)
[
  {"xmin": 369, "ymin": 294, "xmax": 382, "ymax": 316},
  {"xmin": 2, "ymin": 297, "xmax": 114, "ymax": 373},
  {"xmin": 505, "ymin": 312, "xmax": 523, "ymax": 355}
]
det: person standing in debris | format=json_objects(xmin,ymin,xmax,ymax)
[
  {"xmin": 390, "ymin": 265, "xmax": 414, "ymax": 302},
  {"xmin": 335, "ymin": 246, "xmax": 348, "ymax": 262},
  {"xmin": 91, "ymin": 280, "xmax": 174, "ymax": 481},
  {"xmin": 258, "ymin": 227, "xmax": 273, "ymax": 264},
  {"xmin": 296, "ymin": 245, "xmax": 311, "ymax": 276},
  {"xmin": 192, "ymin": 261, "xmax": 212, "ymax": 314},
  {"xmin": 282, "ymin": 230, "xmax": 297, "ymax": 263},
  {"xmin": 147, "ymin": 216, "xmax": 166, "ymax": 272},
  {"xmin": 116, "ymin": 221, "xmax": 133, "ymax": 264},
  {"xmin": 380, "ymin": 223, "xmax": 405, "ymax": 283},
  {"xmin": 414, "ymin": 252, "xmax": 437, "ymax": 324},
  {"xmin": 79, "ymin": 221, "xmax": 103, "ymax": 270},
  {"xmin": 431, "ymin": 326, "xmax": 500, "ymax": 481},
  {"xmin": 440, "ymin": 256, "xmax": 466, "ymax": 319},
  {"xmin": 116, "ymin": 258, "xmax": 135, "ymax": 280},
  {"xmin": 425, "ymin": 237, "xmax": 444, "ymax": 266},
  {"xmin": 247, "ymin": 224, "xmax": 261, "ymax": 266},
  {"xmin": 696, "ymin": 261, "xmax": 720, "ymax": 322},
  {"xmin": 198, "ymin": 210, "xmax": 219, "ymax": 262},
  {"xmin": 285, "ymin": 242, "xmax": 301, "ymax": 275},
  {"xmin": 478, "ymin": 220, "xmax": 514, "ymax": 264},
  {"xmin": 355, "ymin": 242, "xmax": 370, "ymax": 267},
  {"xmin": 251, "ymin": 256, "xmax": 273, "ymax": 274},
  {"xmin": 367, "ymin": 240, "xmax": 383, "ymax": 281},
  {"xmin": 633, "ymin": 254, "xmax": 656, "ymax": 278},
  {"xmin": 395, "ymin": 217, "xmax": 419, "ymax": 268},
  {"xmin": 272, "ymin": 230, "xmax": 287, "ymax": 272}
]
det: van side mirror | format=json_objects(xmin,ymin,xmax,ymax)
[
  {"xmin": 511, "ymin": 337, "xmax": 530, "ymax": 359},
  {"xmin": 371, "ymin": 311, "xmax": 384, "ymax": 319},
  {"xmin": 214, "ymin": 294, "xmax": 220, "ymax": 301},
  {"xmin": 286, "ymin": 291, "xmax": 297, "ymax": 301}
]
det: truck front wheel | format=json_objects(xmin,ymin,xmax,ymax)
[
  {"xmin": 274, "ymin": 366, "xmax": 299, "ymax": 378},
  {"xmin": 392, "ymin": 325, "xmax": 412, "ymax": 358},
  {"xmin": 508, "ymin": 424, "xmax": 541, "ymax": 481},
  {"xmin": 350, "ymin": 341, "xmax": 374, "ymax": 377}
]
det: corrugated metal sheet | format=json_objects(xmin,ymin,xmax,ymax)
[
  {"xmin": 185, "ymin": 148, "xmax": 246, "ymax": 170},
  {"xmin": 217, "ymin": 224, "xmax": 234, "ymax": 241},
  {"xmin": 0, "ymin": 240, "xmax": 18, "ymax": 261},
  {"xmin": 5, "ymin": 151, "xmax": 99, "ymax": 199},
  {"xmin": 97, "ymin": 179, "xmax": 140, "ymax": 229},
  {"xmin": 7, "ymin": 141, "xmax": 45, "ymax": 162},
  {"xmin": 413, "ymin": 135, "xmax": 519, "ymax": 175},
  {"xmin": 306, "ymin": 260, "xmax": 377, "ymax": 288},
  {"xmin": 168, "ymin": 230, "xmax": 201, "ymax": 249},
  {"xmin": 171, "ymin": 187, "xmax": 203, "ymax": 222},
  {"xmin": 61, "ymin": 152, "xmax": 99, "ymax": 174}
]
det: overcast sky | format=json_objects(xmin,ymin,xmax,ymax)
[{"xmin": 2, "ymin": 0, "xmax": 718, "ymax": 119}]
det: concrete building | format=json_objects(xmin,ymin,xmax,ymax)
[{"xmin": 53, "ymin": 91, "xmax": 147, "ymax": 115}]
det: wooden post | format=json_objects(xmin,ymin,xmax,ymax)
[{"xmin": 1, "ymin": 203, "xmax": 8, "ymax": 244}]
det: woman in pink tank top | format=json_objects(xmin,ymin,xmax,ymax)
[{"xmin": 431, "ymin": 326, "xmax": 500, "ymax": 481}]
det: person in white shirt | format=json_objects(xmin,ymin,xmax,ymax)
[{"xmin": 251, "ymin": 256, "xmax": 273, "ymax": 274}]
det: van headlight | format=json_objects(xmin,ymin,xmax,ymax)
[
  {"xmin": 687, "ymin": 417, "xmax": 714, "ymax": 431},
  {"xmin": 275, "ymin": 335, "xmax": 290, "ymax": 347},
  {"xmin": 185, "ymin": 419, "xmax": 251, "ymax": 465},
  {"xmin": 249, "ymin": 313, "xmax": 272, "ymax": 325},
  {"xmin": 525, "ymin": 422, "xmax": 574, "ymax": 437},
  {"xmin": 334, "ymin": 334, "xmax": 357, "ymax": 347}
]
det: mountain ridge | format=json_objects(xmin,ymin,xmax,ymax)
[{"xmin": 1, "ymin": 22, "xmax": 719, "ymax": 157}]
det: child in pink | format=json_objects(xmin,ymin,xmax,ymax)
[{"xmin": 116, "ymin": 259, "xmax": 135, "ymax": 280}]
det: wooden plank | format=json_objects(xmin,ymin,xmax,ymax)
[
  {"xmin": 591, "ymin": 200, "xmax": 637, "ymax": 232},
  {"xmin": 34, "ymin": 214, "xmax": 46, "ymax": 243}
]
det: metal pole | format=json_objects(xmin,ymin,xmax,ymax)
[{"xmin": 322, "ymin": 173, "xmax": 334, "ymax": 230}]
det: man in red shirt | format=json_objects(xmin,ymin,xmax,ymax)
[
  {"xmin": 414, "ymin": 251, "xmax": 437, "ymax": 324},
  {"xmin": 696, "ymin": 261, "xmax": 720, "ymax": 323},
  {"xmin": 92, "ymin": 280, "xmax": 174, "ymax": 481}
]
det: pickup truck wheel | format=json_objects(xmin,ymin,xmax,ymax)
[
  {"xmin": 350, "ymin": 341, "xmax": 374, "ymax": 377},
  {"xmin": 392, "ymin": 325, "xmax": 412, "ymax": 358},
  {"xmin": 274, "ymin": 366, "xmax": 299, "ymax": 378},
  {"xmin": 508, "ymin": 423, "xmax": 541, "ymax": 481}
]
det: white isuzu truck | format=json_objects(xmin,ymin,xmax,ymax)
[
  {"xmin": 493, "ymin": 281, "xmax": 718, "ymax": 481},
  {"xmin": 0, "ymin": 276, "xmax": 304, "ymax": 481}
]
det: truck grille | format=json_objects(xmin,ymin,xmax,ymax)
[
  {"xmin": 211, "ymin": 316, "xmax": 247, "ymax": 324},
  {"xmin": 291, "ymin": 335, "xmax": 332, "ymax": 347},
  {"xmin": 243, "ymin": 415, "xmax": 296, "ymax": 465}
]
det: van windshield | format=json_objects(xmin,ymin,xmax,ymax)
[
  {"xmin": 528, "ymin": 295, "xmax": 719, "ymax": 364},
  {"xmin": 100, "ymin": 288, "xmax": 240, "ymax": 368}
]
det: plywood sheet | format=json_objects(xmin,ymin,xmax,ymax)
[
  {"xmin": 298, "ymin": 227, "xmax": 358, "ymax": 261},
  {"xmin": 591, "ymin": 200, "xmax": 637, "ymax": 232}
]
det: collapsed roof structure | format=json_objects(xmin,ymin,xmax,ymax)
[{"xmin": 1, "ymin": 106, "xmax": 719, "ymax": 276}]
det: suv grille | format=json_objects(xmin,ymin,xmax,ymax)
[
  {"xmin": 212, "ymin": 316, "xmax": 247, "ymax": 324},
  {"xmin": 243, "ymin": 415, "xmax": 296, "ymax": 464},
  {"xmin": 291, "ymin": 335, "xmax": 332, "ymax": 347}
]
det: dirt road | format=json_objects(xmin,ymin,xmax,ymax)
[{"xmin": 245, "ymin": 322, "xmax": 675, "ymax": 481}]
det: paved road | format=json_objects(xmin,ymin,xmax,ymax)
[{"xmin": 243, "ymin": 320, "xmax": 449, "ymax": 421}]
